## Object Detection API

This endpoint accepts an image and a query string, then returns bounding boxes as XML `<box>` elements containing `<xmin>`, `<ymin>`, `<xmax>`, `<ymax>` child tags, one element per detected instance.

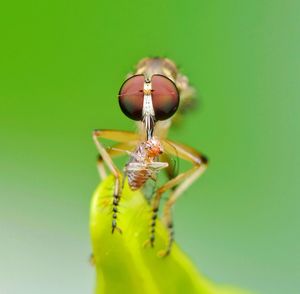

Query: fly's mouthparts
<box><xmin>143</xmin><ymin>114</ymin><xmax>155</xmax><ymax>140</ymax></box>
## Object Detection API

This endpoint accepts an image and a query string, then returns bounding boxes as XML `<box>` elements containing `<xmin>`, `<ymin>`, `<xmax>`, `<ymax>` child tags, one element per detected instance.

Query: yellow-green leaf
<box><xmin>90</xmin><ymin>175</ymin><xmax>253</xmax><ymax>294</ymax></box>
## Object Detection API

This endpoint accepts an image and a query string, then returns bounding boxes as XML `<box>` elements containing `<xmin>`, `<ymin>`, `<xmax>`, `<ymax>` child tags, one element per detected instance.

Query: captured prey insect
<box><xmin>93</xmin><ymin>57</ymin><xmax>208</xmax><ymax>255</ymax></box>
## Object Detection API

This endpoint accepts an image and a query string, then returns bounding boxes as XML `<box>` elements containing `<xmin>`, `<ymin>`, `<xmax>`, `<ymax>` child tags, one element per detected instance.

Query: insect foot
<box><xmin>157</xmin><ymin>222</ymin><xmax>174</xmax><ymax>257</ymax></box>
<box><xmin>111</xmin><ymin>218</ymin><xmax>122</xmax><ymax>234</ymax></box>
<box><xmin>157</xmin><ymin>249</ymin><xmax>171</xmax><ymax>258</ymax></box>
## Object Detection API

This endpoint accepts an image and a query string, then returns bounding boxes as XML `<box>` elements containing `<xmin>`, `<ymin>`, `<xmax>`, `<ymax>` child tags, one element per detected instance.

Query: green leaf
<box><xmin>90</xmin><ymin>175</ymin><xmax>253</xmax><ymax>294</ymax></box>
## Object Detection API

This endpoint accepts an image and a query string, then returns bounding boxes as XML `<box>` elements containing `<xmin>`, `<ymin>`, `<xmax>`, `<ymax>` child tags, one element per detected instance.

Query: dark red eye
<box><xmin>151</xmin><ymin>74</ymin><xmax>179</xmax><ymax>121</ymax></box>
<box><xmin>118</xmin><ymin>75</ymin><xmax>144</xmax><ymax>120</ymax></box>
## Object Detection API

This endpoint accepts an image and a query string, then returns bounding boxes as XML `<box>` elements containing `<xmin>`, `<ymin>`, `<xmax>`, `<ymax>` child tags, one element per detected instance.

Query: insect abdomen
<box><xmin>127</xmin><ymin>169</ymin><xmax>151</xmax><ymax>190</ymax></box>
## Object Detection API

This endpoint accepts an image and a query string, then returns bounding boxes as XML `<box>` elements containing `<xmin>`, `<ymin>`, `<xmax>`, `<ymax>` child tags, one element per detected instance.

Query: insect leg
<box><xmin>97</xmin><ymin>141</ymin><xmax>137</xmax><ymax>179</ymax></box>
<box><xmin>93</xmin><ymin>129</ymin><xmax>139</xmax><ymax>233</ymax></box>
<box><xmin>150</xmin><ymin>139</ymin><xmax>208</xmax><ymax>255</ymax></box>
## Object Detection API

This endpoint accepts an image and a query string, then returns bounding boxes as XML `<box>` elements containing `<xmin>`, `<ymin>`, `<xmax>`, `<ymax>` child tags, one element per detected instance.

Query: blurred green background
<box><xmin>0</xmin><ymin>0</ymin><xmax>299</xmax><ymax>293</ymax></box>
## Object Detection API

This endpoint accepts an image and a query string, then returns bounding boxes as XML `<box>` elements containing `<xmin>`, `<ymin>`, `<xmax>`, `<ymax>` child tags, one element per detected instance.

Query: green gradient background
<box><xmin>0</xmin><ymin>1</ymin><xmax>299</xmax><ymax>293</ymax></box>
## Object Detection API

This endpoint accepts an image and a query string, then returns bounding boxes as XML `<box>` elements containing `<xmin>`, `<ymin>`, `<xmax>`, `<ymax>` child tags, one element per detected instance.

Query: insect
<box><xmin>93</xmin><ymin>57</ymin><xmax>208</xmax><ymax>255</ymax></box>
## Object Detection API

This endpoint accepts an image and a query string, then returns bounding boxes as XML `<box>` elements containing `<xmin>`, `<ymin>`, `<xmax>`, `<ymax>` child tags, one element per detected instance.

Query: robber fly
<box><xmin>93</xmin><ymin>57</ymin><xmax>208</xmax><ymax>255</ymax></box>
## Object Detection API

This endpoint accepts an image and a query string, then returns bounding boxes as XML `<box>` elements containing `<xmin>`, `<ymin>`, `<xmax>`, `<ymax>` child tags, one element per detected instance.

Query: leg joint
<box><xmin>93</xmin><ymin>129</ymin><xmax>102</xmax><ymax>137</ymax></box>
<box><xmin>198</xmin><ymin>154</ymin><xmax>208</xmax><ymax>165</ymax></box>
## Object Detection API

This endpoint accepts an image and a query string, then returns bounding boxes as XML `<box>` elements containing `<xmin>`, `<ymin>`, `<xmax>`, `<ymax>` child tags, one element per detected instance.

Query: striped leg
<box><xmin>93</xmin><ymin>129</ymin><xmax>139</xmax><ymax>233</ymax></box>
<box><xmin>148</xmin><ymin>139</ymin><xmax>208</xmax><ymax>255</ymax></box>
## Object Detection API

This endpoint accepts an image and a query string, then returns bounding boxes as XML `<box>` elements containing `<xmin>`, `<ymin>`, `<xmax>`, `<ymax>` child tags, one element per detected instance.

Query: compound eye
<box><xmin>151</xmin><ymin>74</ymin><xmax>179</xmax><ymax>121</ymax></box>
<box><xmin>118</xmin><ymin>75</ymin><xmax>144</xmax><ymax>121</ymax></box>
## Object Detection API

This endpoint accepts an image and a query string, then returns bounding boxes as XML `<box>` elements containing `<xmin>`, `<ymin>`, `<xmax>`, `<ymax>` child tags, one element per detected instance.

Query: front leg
<box><xmin>97</xmin><ymin>140</ymin><xmax>139</xmax><ymax>179</ymax></box>
<box><xmin>93</xmin><ymin>130</ymin><xmax>138</xmax><ymax>233</ymax></box>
